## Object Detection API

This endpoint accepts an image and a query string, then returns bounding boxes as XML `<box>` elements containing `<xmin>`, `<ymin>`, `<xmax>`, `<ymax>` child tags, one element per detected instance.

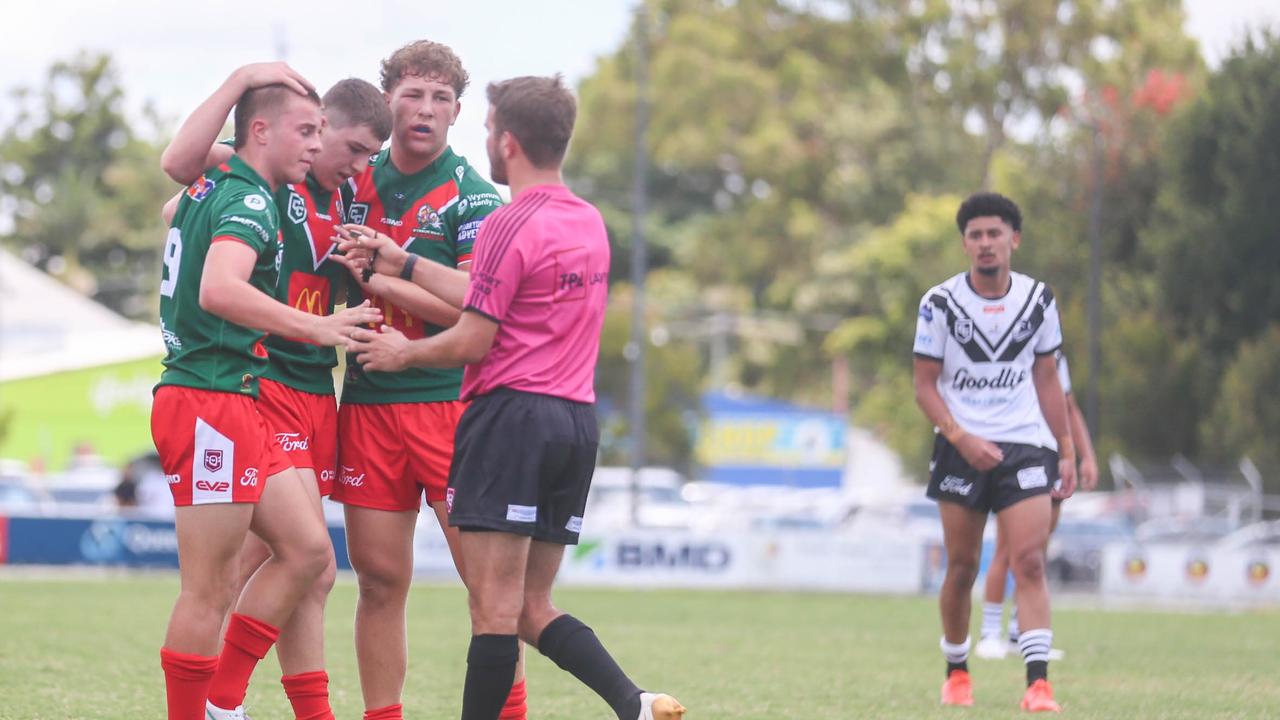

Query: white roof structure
<box><xmin>0</xmin><ymin>249</ymin><xmax>162</xmax><ymax>382</ymax></box>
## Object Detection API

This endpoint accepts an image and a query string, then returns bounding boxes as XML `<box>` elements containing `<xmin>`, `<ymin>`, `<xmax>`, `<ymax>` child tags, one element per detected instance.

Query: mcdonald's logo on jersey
<box><xmin>283</xmin><ymin>272</ymin><xmax>332</xmax><ymax>343</ymax></box>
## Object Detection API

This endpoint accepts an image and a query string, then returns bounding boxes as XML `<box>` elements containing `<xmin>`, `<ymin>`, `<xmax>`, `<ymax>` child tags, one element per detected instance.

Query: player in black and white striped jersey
<box><xmin>913</xmin><ymin>192</ymin><xmax>1076</xmax><ymax>712</ymax></box>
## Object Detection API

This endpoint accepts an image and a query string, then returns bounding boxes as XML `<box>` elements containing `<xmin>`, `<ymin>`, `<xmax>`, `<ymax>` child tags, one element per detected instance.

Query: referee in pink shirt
<box><xmin>341</xmin><ymin>75</ymin><xmax>686</xmax><ymax>720</ymax></box>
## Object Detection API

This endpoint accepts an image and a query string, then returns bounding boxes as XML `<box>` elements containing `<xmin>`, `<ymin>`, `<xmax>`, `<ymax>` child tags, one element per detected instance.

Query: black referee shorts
<box><xmin>926</xmin><ymin>435</ymin><xmax>1058</xmax><ymax>514</ymax></box>
<box><xmin>446</xmin><ymin>388</ymin><xmax>598</xmax><ymax>545</ymax></box>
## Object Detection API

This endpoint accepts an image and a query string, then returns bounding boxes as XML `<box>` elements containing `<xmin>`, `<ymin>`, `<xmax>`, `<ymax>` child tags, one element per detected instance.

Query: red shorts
<box><xmin>257</xmin><ymin>378</ymin><xmax>338</xmax><ymax>496</ymax></box>
<box><xmin>151</xmin><ymin>386</ymin><xmax>291</xmax><ymax>507</ymax></box>
<box><xmin>333</xmin><ymin>400</ymin><xmax>467</xmax><ymax>511</ymax></box>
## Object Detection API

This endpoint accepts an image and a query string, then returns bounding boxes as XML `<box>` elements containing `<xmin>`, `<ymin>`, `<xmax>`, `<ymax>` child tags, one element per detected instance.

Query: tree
<box><xmin>1202</xmin><ymin>326</ymin><xmax>1280</xmax><ymax>493</ymax></box>
<box><xmin>0</xmin><ymin>52</ymin><xmax>170</xmax><ymax>318</ymax></box>
<box><xmin>1144</xmin><ymin>32</ymin><xmax>1280</xmax><ymax>359</ymax></box>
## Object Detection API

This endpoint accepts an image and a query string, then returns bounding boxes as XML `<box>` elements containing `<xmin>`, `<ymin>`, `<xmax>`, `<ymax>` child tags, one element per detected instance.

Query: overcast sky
<box><xmin>0</xmin><ymin>0</ymin><xmax>1274</xmax><ymax>181</ymax></box>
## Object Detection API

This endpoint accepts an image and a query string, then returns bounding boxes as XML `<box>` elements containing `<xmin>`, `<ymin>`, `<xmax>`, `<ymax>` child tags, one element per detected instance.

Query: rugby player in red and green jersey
<box><xmin>325</xmin><ymin>41</ymin><xmax>521</xmax><ymax>720</ymax></box>
<box><xmin>151</xmin><ymin>74</ymin><xmax>381</xmax><ymax>720</ymax></box>
<box><xmin>160</xmin><ymin>63</ymin><xmax>392</xmax><ymax>720</ymax></box>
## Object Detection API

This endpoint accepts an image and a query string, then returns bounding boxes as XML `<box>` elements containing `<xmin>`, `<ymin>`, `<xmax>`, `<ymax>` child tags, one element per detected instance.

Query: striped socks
<box><xmin>1017</xmin><ymin>628</ymin><xmax>1052</xmax><ymax>685</ymax></box>
<box><xmin>940</xmin><ymin>635</ymin><xmax>971</xmax><ymax>677</ymax></box>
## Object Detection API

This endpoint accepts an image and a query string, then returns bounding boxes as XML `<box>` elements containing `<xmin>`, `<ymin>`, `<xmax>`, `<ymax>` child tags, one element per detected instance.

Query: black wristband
<box><xmin>400</xmin><ymin>253</ymin><xmax>419</xmax><ymax>281</ymax></box>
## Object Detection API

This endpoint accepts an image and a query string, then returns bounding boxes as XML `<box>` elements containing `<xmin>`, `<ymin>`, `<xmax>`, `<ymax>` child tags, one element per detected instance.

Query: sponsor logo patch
<box><xmin>566</xmin><ymin>516</ymin><xmax>583</xmax><ymax>533</ymax></box>
<box><xmin>244</xmin><ymin>194</ymin><xmax>268</xmax><ymax>211</ymax></box>
<box><xmin>239</xmin><ymin>467</ymin><xmax>259</xmax><ymax>487</ymax></box>
<box><xmin>458</xmin><ymin>219</ymin><xmax>482</xmax><ymax>243</ymax></box>
<box><xmin>919</xmin><ymin>304</ymin><xmax>933</xmax><ymax>322</ymax></box>
<box><xmin>938</xmin><ymin>474</ymin><xmax>973</xmax><ymax>496</ymax></box>
<box><xmin>506</xmin><ymin>504</ymin><xmax>537</xmax><ymax>523</ymax></box>
<box><xmin>339</xmin><ymin>465</ymin><xmax>365</xmax><ymax>488</ymax></box>
<box><xmin>275</xmin><ymin>432</ymin><xmax>310</xmax><ymax>453</ymax></box>
<box><xmin>1016</xmin><ymin>466</ymin><xmax>1049</xmax><ymax>490</ymax></box>
<box><xmin>187</xmin><ymin>175</ymin><xmax>215</xmax><ymax>202</ymax></box>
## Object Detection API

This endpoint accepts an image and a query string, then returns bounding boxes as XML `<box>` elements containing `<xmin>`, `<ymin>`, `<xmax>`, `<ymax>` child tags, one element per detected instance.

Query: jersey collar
<box><xmin>226</xmin><ymin>154</ymin><xmax>274</xmax><ymax>194</ymax></box>
<box><xmin>386</xmin><ymin>145</ymin><xmax>457</xmax><ymax>180</ymax></box>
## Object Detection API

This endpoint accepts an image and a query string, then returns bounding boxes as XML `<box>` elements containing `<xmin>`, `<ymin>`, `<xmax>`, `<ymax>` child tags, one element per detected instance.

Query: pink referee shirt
<box><xmin>461</xmin><ymin>184</ymin><xmax>610</xmax><ymax>403</ymax></box>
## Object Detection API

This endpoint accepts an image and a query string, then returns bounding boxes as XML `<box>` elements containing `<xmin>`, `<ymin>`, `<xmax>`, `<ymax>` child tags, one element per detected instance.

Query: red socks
<box><xmin>363</xmin><ymin>704</ymin><xmax>404</xmax><ymax>720</ymax></box>
<box><xmin>356</xmin><ymin>684</ymin><xmax>525</xmax><ymax>720</ymax></box>
<box><xmin>160</xmin><ymin>647</ymin><xmax>219</xmax><ymax>720</ymax></box>
<box><xmin>207</xmin><ymin>613</ymin><xmax>280</xmax><ymax>711</ymax></box>
<box><xmin>499</xmin><ymin>679</ymin><xmax>528</xmax><ymax>720</ymax></box>
<box><xmin>282</xmin><ymin>670</ymin><xmax>335</xmax><ymax>720</ymax></box>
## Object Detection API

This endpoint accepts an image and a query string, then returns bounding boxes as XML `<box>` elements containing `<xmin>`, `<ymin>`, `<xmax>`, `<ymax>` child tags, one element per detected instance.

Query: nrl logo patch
<box><xmin>287</xmin><ymin>192</ymin><xmax>307</xmax><ymax>224</ymax></box>
<box><xmin>954</xmin><ymin>318</ymin><xmax>974</xmax><ymax>344</ymax></box>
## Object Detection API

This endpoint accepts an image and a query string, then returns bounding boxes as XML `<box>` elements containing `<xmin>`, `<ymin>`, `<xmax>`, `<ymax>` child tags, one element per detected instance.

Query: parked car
<box><xmin>580</xmin><ymin>467</ymin><xmax>694</xmax><ymax>531</ymax></box>
<box><xmin>1133</xmin><ymin>516</ymin><xmax>1236</xmax><ymax>546</ymax></box>
<box><xmin>1212</xmin><ymin>520</ymin><xmax>1280</xmax><ymax>551</ymax></box>
<box><xmin>1046</xmin><ymin>518</ymin><xmax>1134</xmax><ymax>587</ymax></box>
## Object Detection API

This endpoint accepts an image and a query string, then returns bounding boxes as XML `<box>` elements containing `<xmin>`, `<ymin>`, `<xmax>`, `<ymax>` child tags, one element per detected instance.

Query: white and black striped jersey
<box><xmin>914</xmin><ymin>272</ymin><xmax>1063</xmax><ymax>449</ymax></box>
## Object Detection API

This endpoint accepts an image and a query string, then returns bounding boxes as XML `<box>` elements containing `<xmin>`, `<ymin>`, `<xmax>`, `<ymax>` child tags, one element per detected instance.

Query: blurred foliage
<box><xmin>0</xmin><ymin>52</ymin><xmax>170</xmax><ymax>319</ymax></box>
<box><xmin>3</xmin><ymin>8</ymin><xmax>1276</xmax><ymax>480</ymax></box>
<box><xmin>568</xmin><ymin>0</ymin><xmax>1274</xmax><ymax>478</ymax></box>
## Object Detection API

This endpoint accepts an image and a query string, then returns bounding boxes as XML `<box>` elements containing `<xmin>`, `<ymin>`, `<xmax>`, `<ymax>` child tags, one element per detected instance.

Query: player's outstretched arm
<box><xmin>347</xmin><ymin>311</ymin><xmax>498</xmax><ymax>373</ymax></box>
<box><xmin>1065</xmin><ymin>393</ymin><xmax>1098</xmax><ymax>491</ymax></box>
<box><xmin>200</xmin><ymin>240</ymin><xmax>382</xmax><ymax>345</ymax></box>
<box><xmin>160</xmin><ymin>63</ymin><xmax>314</xmax><ymax>185</ymax></box>
<box><xmin>914</xmin><ymin>357</ymin><xmax>1004</xmax><ymax>471</ymax></box>
<box><xmin>1032</xmin><ymin>353</ymin><xmax>1077</xmax><ymax>498</ymax></box>
<box><xmin>330</xmin><ymin>251</ymin><xmax>462</xmax><ymax>327</ymax></box>
<box><xmin>335</xmin><ymin>225</ymin><xmax>470</xmax><ymax>309</ymax></box>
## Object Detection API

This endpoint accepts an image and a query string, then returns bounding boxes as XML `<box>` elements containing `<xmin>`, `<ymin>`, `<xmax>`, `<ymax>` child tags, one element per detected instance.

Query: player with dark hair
<box><xmin>152</xmin><ymin>71</ymin><xmax>380</xmax><ymax>720</ymax></box>
<box><xmin>341</xmin><ymin>73</ymin><xmax>686</xmax><ymax>720</ymax></box>
<box><xmin>913</xmin><ymin>191</ymin><xmax>1076</xmax><ymax>712</ymax></box>
<box><xmin>161</xmin><ymin>63</ymin><xmax>393</xmax><ymax>720</ymax></box>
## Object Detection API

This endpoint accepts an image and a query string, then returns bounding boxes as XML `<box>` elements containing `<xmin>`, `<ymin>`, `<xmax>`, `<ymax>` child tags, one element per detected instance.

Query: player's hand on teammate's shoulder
<box><xmin>954</xmin><ymin>433</ymin><xmax>1004</xmax><ymax>472</ymax></box>
<box><xmin>346</xmin><ymin>325</ymin><xmax>411</xmax><ymax>373</ymax></box>
<box><xmin>306</xmin><ymin>300</ymin><xmax>382</xmax><ymax>347</ymax></box>
<box><xmin>230</xmin><ymin>62</ymin><xmax>315</xmax><ymax>97</ymax></box>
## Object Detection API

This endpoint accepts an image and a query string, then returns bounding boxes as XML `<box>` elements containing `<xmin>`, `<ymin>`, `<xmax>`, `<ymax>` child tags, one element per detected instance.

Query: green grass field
<box><xmin>0</xmin><ymin>572</ymin><xmax>1277</xmax><ymax>719</ymax></box>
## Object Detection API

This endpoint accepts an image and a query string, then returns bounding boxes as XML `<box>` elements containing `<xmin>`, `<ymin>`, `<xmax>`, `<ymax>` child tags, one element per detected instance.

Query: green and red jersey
<box><xmin>342</xmin><ymin>146</ymin><xmax>503</xmax><ymax>404</ymax></box>
<box><xmin>261</xmin><ymin>174</ymin><xmax>352</xmax><ymax>395</ymax></box>
<box><xmin>157</xmin><ymin>155</ymin><xmax>282</xmax><ymax>397</ymax></box>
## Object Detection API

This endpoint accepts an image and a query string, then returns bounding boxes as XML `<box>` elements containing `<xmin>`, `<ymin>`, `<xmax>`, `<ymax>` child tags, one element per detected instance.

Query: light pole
<box><xmin>627</xmin><ymin>5</ymin><xmax>650</xmax><ymax>526</ymax></box>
